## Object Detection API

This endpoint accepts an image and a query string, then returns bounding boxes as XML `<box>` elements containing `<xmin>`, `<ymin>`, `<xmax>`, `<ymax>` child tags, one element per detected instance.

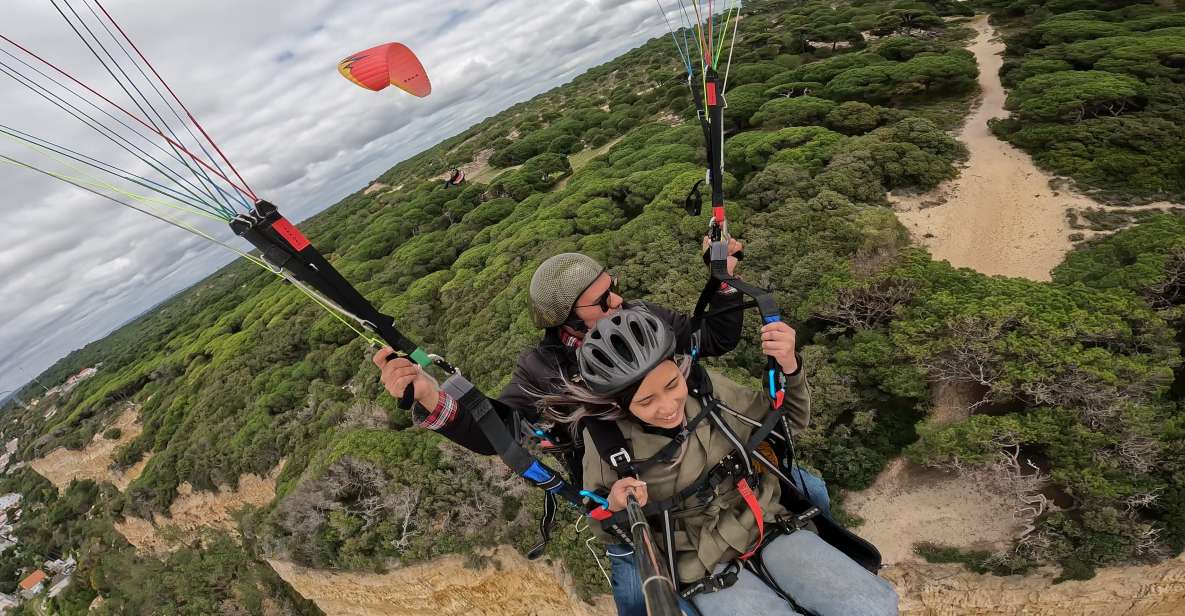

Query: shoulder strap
<box><xmin>583</xmin><ymin>419</ymin><xmax>639</xmax><ymax>479</ymax></box>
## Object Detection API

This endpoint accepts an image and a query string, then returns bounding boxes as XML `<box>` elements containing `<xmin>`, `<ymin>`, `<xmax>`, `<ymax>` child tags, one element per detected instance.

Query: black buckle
<box><xmin>695</xmin><ymin>454</ymin><xmax>740</xmax><ymax>503</ymax></box>
<box><xmin>679</xmin><ymin>562</ymin><xmax>739</xmax><ymax>599</ymax></box>
<box><xmin>776</xmin><ymin>507</ymin><xmax>821</xmax><ymax>534</ymax></box>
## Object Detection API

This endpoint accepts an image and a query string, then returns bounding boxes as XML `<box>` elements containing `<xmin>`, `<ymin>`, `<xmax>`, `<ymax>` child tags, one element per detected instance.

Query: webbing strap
<box><xmin>232</xmin><ymin>201</ymin><xmax>429</xmax><ymax>408</ymax></box>
<box><xmin>526</xmin><ymin>492</ymin><xmax>557</xmax><ymax>560</ymax></box>
<box><xmin>736</xmin><ymin>478</ymin><xmax>764</xmax><ymax>561</ymax></box>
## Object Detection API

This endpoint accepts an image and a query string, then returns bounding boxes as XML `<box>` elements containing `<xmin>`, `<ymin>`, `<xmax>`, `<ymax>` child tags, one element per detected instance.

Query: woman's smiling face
<box><xmin>627</xmin><ymin>360</ymin><xmax>687</xmax><ymax>429</ymax></box>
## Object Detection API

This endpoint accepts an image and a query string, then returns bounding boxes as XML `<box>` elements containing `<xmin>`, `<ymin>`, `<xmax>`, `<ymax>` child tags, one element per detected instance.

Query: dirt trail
<box><xmin>269</xmin><ymin>546</ymin><xmax>615</xmax><ymax>616</ymax></box>
<box><xmin>29</xmin><ymin>405</ymin><xmax>151</xmax><ymax>491</ymax></box>
<box><xmin>363</xmin><ymin>182</ymin><xmax>389</xmax><ymax>195</ymax></box>
<box><xmin>114</xmin><ymin>461</ymin><xmax>283</xmax><ymax>554</ymax></box>
<box><xmin>443</xmin><ymin>148</ymin><xmax>499</xmax><ymax>184</ymax></box>
<box><xmin>892</xmin><ymin>15</ymin><xmax>1085</xmax><ymax>281</ymax></box>
<box><xmin>846</xmin><ymin>457</ymin><xmax>1021</xmax><ymax>565</ymax></box>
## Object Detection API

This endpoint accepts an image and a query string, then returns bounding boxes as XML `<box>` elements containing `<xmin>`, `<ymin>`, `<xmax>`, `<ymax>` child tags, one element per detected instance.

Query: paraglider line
<box><xmin>1</xmin><ymin>151</ymin><xmax>379</xmax><ymax>345</ymax></box>
<box><xmin>701</xmin><ymin>0</ymin><xmax>710</xmax><ymax>60</ymax></box>
<box><xmin>91</xmin><ymin>0</ymin><xmax>258</xmax><ymax>203</ymax></box>
<box><xmin>0</xmin><ymin>153</ymin><xmax>242</xmax><ymax>244</ymax></box>
<box><xmin>0</xmin><ymin>124</ymin><xmax>221</xmax><ymax>216</ymax></box>
<box><xmin>721</xmin><ymin>9</ymin><xmax>741</xmax><ymax>93</ymax></box>
<box><xmin>0</xmin><ymin>33</ymin><xmax>259</xmax><ymax>203</ymax></box>
<box><xmin>50</xmin><ymin>0</ymin><xmax>240</xmax><ymax>215</ymax></box>
<box><xmin>712</xmin><ymin>2</ymin><xmax>735</xmax><ymax>70</ymax></box>
<box><xmin>0</xmin><ymin>57</ymin><xmax>231</xmax><ymax>216</ymax></box>
<box><xmin>80</xmin><ymin>0</ymin><xmax>251</xmax><ymax>211</ymax></box>
<box><xmin>655</xmin><ymin>0</ymin><xmax>692</xmax><ymax>75</ymax></box>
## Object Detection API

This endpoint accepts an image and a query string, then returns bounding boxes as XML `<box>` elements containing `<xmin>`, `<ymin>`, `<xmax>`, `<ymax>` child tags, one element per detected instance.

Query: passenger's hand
<box><xmin>607</xmin><ymin>478</ymin><xmax>648</xmax><ymax>512</ymax></box>
<box><xmin>372</xmin><ymin>347</ymin><xmax>440</xmax><ymax>410</ymax></box>
<box><xmin>760</xmin><ymin>321</ymin><xmax>798</xmax><ymax>374</ymax></box>
<box><xmin>701</xmin><ymin>236</ymin><xmax>743</xmax><ymax>276</ymax></box>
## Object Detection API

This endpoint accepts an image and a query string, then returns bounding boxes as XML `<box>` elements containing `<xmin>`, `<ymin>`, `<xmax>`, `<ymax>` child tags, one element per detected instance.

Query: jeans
<box><xmin>789</xmin><ymin>465</ymin><xmax>831</xmax><ymax>518</ymax></box>
<box><xmin>607</xmin><ymin>466</ymin><xmax>832</xmax><ymax>616</ymax></box>
<box><xmin>608</xmin><ymin>544</ymin><xmax>697</xmax><ymax>616</ymax></box>
<box><xmin>691</xmin><ymin>531</ymin><xmax>898</xmax><ymax>616</ymax></box>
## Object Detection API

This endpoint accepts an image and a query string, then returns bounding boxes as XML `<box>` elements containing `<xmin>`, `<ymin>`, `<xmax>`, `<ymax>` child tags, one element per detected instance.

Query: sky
<box><xmin>0</xmin><ymin>0</ymin><xmax>683</xmax><ymax>398</ymax></box>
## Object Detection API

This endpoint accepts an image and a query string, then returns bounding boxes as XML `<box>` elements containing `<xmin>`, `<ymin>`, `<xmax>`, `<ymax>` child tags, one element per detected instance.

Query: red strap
<box><xmin>589</xmin><ymin>506</ymin><xmax>613</xmax><ymax>521</ymax></box>
<box><xmin>736</xmin><ymin>478</ymin><xmax>764</xmax><ymax>561</ymax></box>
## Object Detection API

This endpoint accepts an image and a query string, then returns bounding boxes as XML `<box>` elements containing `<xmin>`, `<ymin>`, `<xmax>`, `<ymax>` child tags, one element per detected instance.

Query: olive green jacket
<box><xmin>581</xmin><ymin>364</ymin><xmax>810</xmax><ymax>583</ymax></box>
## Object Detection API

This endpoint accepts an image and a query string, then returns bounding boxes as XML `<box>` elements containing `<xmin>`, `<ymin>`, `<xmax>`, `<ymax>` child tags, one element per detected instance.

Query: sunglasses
<box><xmin>575</xmin><ymin>274</ymin><xmax>619</xmax><ymax>312</ymax></box>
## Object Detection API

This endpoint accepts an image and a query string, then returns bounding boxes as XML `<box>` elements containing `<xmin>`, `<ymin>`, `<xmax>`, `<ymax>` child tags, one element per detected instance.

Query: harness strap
<box><xmin>600</xmin><ymin>450</ymin><xmax>746</xmax><ymax>527</ymax></box>
<box><xmin>736</xmin><ymin>478</ymin><xmax>764</xmax><ymax>561</ymax></box>
<box><xmin>526</xmin><ymin>491</ymin><xmax>558</xmax><ymax>560</ymax></box>
<box><xmin>443</xmin><ymin>373</ymin><xmax>633</xmax><ymax>546</ymax></box>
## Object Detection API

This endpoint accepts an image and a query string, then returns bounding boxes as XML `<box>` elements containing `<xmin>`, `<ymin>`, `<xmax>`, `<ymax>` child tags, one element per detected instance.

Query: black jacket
<box><xmin>433</xmin><ymin>293</ymin><xmax>745</xmax><ymax>455</ymax></box>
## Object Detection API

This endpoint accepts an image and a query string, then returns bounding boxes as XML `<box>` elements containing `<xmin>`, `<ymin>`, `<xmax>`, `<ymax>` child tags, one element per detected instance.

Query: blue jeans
<box><xmin>608</xmin><ymin>544</ymin><xmax>697</xmax><ymax>616</ymax></box>
<box><xmin>607</xmin><ymin>466</ymin><xmax>832</xmax><ymax>616</ymax></box>
<box><xmin>788</xmin><ymin>465</ymin><xmax>831</xmax><ymax>518</ymax></box>
<box><xmin>691</xmin><ymin>531</ymin><xmax>898</xmax><ymax>615</ymax></box>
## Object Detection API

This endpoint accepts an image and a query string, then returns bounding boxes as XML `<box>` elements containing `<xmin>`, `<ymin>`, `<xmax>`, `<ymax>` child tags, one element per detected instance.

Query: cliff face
<box><xmin>886</xmin><ymin>558</ymin><xmax>1185</xmax><ymax>616</ymax></box>
<box><xmin>269</xmin><ymin>546</ymin><xmax>617</xmax><ymax>616</ymax></box>
<box><xmin>268</xmin><ymin>546</ymin><xmax>1185</xmax><ymax>616</ymax></box>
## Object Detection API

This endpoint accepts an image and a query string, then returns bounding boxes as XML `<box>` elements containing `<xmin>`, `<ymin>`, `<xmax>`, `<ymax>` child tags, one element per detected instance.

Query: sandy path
<box><xmin>441</xmin><ymin>148</ymin><xmax>498</xmax><ymax>184</ymax></box>
<box><xmin>845</xmin><ymin>457</ymin><xmax>1021</xmax><ymax>565</ymax></box>
<box><xmin>892</xmin><ymin>15</ymin><xmax>1087</xmax><ymax>281</ymax></box>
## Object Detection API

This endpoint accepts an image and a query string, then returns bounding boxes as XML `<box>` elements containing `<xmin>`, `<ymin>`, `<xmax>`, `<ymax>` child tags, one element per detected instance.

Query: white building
<box><xmin>43</xmin><ymin>557</ymin><xmax>76</xmax><ymax>575</ymax></box>
<box><xmin>47</xmin><ymin>574</ymin><xmax>71</xmax><ymax>598</ymax></box>
<box><xmin>0</xmin><ymin>592</ymin><xmax>19</xmax><ymax>611</ymax></box>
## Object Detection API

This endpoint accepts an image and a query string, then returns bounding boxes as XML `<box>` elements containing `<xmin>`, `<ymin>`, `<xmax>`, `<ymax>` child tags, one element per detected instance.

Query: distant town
<box><xmin>0</xmin><ymin>365</ymin><xmax>98</xmax><ymax>614</ymax></box>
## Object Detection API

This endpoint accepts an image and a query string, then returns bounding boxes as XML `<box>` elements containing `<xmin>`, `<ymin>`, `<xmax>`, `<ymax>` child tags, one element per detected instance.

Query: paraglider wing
<box><xmin>338</xmin><ymin>42</ymin><xmax>431</xmax><ymax>97</ymax></box>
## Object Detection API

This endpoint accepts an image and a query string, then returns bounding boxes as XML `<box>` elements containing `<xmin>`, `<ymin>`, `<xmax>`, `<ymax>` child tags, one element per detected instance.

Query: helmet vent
<box><xmin>591</xmin><ymin>347</ymin><xmax>612</xmax><ymax>368</ymax></box>
<box><xmin>610</xmin><ymin>334</ymin><xmax>634</xmax><ymax>363</ymax></box>
<box><xmin>629</xmin><ymin>320</ymin><xmax>645</xmax><ymax>343</ymax></box>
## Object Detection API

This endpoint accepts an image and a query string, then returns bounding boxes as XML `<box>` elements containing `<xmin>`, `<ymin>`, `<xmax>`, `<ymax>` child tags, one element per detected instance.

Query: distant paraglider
<box><xmin>443</xmin><ymin>167</ymin><xmax>464</xmax><ymax>188</ymax></box>
<box><xmin>337</xmin><ymin>42</ymin><xmax>431</xmax><ymax>97</ymax></box>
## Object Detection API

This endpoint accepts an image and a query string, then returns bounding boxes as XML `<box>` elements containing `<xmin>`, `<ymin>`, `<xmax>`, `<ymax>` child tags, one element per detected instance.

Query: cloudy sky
<box><xmin>0</xmin><ymin>0</ymin><xmax>681</xmax><ymax>398</ymax></box>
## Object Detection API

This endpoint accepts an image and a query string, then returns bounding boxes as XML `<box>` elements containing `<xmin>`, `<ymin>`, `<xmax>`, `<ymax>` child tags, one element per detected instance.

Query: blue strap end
<box><xmin>523</xmin><ymin>461</ymin><xmax>552</xmax><ymax>484</ymax></box>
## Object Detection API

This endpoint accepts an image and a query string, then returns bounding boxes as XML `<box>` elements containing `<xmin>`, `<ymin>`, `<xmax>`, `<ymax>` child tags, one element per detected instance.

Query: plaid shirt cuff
<box><xmin>417</xmin><ymin>391</ymin><xmax>458</xmax><ymax>431</ymax></box>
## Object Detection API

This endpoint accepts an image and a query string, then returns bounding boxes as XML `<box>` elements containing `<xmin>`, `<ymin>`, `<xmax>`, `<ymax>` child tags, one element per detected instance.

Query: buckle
<box><xmin>608</xmin><ymin>449</ymin><xmax>632</xmax><ymax>469</ymax></box>
<box><xmin>776</xmin><ymin>507</ymin><xmax>821</xmax><ymax>533</ymax></box>
<box><xmin>679</xmin><ymin>563</ymin><xmax>739</xmax><ymax>599</ymax></box>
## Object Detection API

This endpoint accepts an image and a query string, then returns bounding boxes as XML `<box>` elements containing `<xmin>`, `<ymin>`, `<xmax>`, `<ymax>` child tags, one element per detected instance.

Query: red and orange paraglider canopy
<box><xmin>337</xmin><ymin>42</ymin><xmax>431</xmax><ymax>97</ymax></box>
